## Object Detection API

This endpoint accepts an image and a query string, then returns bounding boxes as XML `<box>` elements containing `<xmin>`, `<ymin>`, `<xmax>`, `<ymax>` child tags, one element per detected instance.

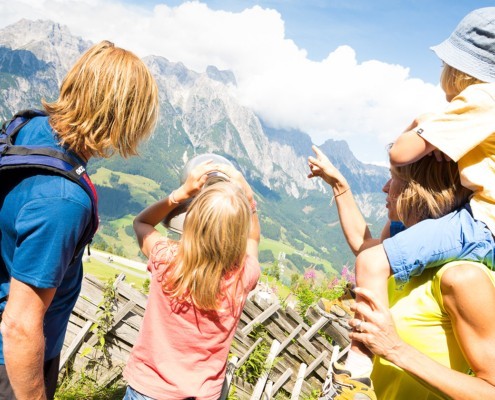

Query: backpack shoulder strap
<box><xmin>0</xmin><ymin>109</ymin><xmax>47</xmax><ymax>145</ymax></box>
<box><xmin>0</xmin><ymin>110</ymin><xmax>99</xmax><ymax>257</ymax></box>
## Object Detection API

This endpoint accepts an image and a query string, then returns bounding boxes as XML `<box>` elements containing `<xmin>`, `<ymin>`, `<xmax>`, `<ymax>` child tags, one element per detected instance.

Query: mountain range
<box><xmin>0</xmin><ymin>19</ymin><xmax>390</xmax><ymax>278</ymax></box>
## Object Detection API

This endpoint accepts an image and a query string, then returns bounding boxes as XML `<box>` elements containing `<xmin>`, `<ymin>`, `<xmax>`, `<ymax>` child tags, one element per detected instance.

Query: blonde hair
<box><xmin>163</xmin><ymin>181</ymin><xmax>251</xmax><ymax>311</ymax></box>
<box><xmin>43</xmin><ymin>40</ymin><xmax>159</xmax><ymax>158</ymax></box>
<box><xmin>392</xmin><ymin>157</ymin><xmax>472</xmax><ymax>227</ymax></box>
<box><xmin>440</xmin><ymin>63</ymin><xmax>484</xmax><ymax>97</ymax></box>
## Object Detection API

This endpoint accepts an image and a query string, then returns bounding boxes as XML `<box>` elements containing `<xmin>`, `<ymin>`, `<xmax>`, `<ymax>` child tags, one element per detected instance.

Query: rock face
<box><xmin>0</xmin><ymin>19</ymin><xmax>91</xmax><ymax>121</ymax></box>
<box><xmin>0</xmin><ymin>19</ymin><xmax>91</xmax><ymax>78</ymax></box>
<box><xmin>145</xmin><ymin>54</ymin><xmax>389</xmax><ymax>198</ymax></box>
<box><xmin>0</xmin><ymin>19</ymin><xmax>389</xmax><ymax>266</ymax></box>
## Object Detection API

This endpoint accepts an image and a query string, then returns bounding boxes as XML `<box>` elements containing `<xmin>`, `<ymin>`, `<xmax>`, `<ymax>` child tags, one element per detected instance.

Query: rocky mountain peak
<box><xmin>206</xmin><ymin>65</ymin><xmax>237</xmax><ymax>86</ymax></box>
<box><xmin>145</xmin><ymin>55</ymin><xmax>199</xmax><ymax>86</ymax></box>
<box><xmin>0</xmin><ymin>19</ymin><xmax>91</xmax><ymax>81</ymax></box>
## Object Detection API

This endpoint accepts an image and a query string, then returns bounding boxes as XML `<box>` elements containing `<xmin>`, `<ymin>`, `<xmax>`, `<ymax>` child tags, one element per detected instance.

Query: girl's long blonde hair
<box><xmin>392</xmin><ymin>157</ymin><xmax>472</xmax><ymax>227</ymax></box>
<box><xmin>43</xmin><ymin>40</ymin><xmax>159</xmax><ymax>158</ymax></box>
<box><xmin>163</xmin><ymin>181</ymin><xmax>251</xmax><ymax>311</ymax></box>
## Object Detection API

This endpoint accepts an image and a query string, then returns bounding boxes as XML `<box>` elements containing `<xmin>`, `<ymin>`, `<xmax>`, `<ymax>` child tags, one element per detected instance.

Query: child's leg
<box><xmin>345</xmin><ymin>244</ymin><xmax>391</xmax><ymax>377</ymax></box>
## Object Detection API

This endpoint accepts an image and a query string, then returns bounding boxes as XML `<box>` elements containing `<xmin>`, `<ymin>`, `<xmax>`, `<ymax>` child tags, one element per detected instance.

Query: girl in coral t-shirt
<box><xmin>123</xmin><ymin>162</ymin><xmax>260</xmax><ymax>400</ymax></box>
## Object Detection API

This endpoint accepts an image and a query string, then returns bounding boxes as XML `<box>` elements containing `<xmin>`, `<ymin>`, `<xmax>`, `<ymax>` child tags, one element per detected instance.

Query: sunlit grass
<box><xmin>83</xmin><ymin>258</ymin><xmax>148</xmax><ymax>288</ymax></box>
<box><xmin>260</xmin><ymin>237</ymin><xmax>337</xmax><ymax>275</ymax></box>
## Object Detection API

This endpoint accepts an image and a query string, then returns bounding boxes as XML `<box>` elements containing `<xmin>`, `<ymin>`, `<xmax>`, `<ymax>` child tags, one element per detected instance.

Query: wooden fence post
<box><xmin>290</xmin><ymin>363</ymin><xmax>307</xmax><ymax>400</ymax></box>
<box><xmin>250</xmin><ymin>340</ymin><xmax>280</xmax><ymax>400</ymax></box>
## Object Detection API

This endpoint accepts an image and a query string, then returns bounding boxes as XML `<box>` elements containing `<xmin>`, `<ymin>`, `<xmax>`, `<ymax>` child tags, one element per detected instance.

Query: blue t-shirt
<box><xmin>0</xmin><ymin>116</ymin><xmax>92</xmax><ymax>362</ymax></box>
<box><xmin>390</xmin><ymin>220</ymin><xmax>406</xmax><ymax>237</ymax></box>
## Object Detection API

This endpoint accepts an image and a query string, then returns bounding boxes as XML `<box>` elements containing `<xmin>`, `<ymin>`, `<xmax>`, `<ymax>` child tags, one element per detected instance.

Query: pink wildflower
<box><xmin>304</xmin><ymin>268</ymin><xmax>317</xmax><ymax>281</ymax></box>
<box><xmin>341</xmin><ymin>265</ymin><xmax>356</xmax><ymax>284</ymax></box>
<box><xmin>330</xmin><ymin>276</ymin><xmax>339</xmax><ymax>288</ymax></box>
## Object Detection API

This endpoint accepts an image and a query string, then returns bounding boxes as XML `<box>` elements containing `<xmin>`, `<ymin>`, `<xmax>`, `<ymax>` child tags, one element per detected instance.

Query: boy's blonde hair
<box><xmin>164</xmin><ymin>181</ymin><xmax>251</xmax><ymax>311</ymax></box>
<box><xmin>392</xmin><ymin>157</ymin><xmax>472</xmax><ymax>227</ymax></box>
<box><xmin>440</xmin><ymin>63</ymin><xmax>484</xmax><ymax>97</ymax></box>
<box><xmin>43</xmin><ymin>40</ymin><xmax>159</xmax><ymax>158</ymax></box>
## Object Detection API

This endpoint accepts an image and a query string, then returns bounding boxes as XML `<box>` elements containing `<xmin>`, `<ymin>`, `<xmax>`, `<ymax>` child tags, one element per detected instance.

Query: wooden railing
<box><xmin>60</xmin><ymin>274</ymin><xmax>352</xmax><ymax>399</ymax></box>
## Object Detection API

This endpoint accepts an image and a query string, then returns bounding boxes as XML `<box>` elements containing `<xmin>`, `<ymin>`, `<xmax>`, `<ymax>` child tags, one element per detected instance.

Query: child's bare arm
<box><xmin>389</xmin><ymin>115</ymin><xmax>438</xmax><ymax>166</ymax></box>
<box><xmin>134</xmin><ymin>161</ymin><xmax>217</xmax><ymax>257</ymax></box>
<box><xmin>389</xmin><ymin>131</ymin><xmax>437</xmax><ymax>166</ymax></box>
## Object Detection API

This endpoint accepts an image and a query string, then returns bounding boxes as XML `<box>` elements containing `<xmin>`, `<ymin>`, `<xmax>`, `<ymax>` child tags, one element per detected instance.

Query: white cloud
<box><xmin>0</xmin><ymin>0</ymin><xmax>446</xmax><ymax>163</ymax></box>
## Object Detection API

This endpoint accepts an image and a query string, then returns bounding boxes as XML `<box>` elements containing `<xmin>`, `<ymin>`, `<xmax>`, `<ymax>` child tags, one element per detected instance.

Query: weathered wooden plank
<box><xmin>253</xmin><ymin>314</ymin><xmax>294</xmax><ymax>344</ymax></box>
<box><xmin>85</xmin><ymin>300</ymin><xmax>136</xmax><ymax>348</ymax></box>
<box><xmin>295</xmin><ymin>333</ymin><xmax>324</xmax><ymax>360</ymax></box>
<box><xmin>231</xmin><ymin>376</ymin><xmax>255</xmax><ymax>400</ymax></box>
<box><xmin>250</xmin><ymin>340</ymin><xmax>280</xmax><ymax>400</ymax></box>
<box><xmin>236</xmin><ymin>337</ymin><xmax>264</xmax><ymax>368</ymax></box>
<box><xmin>276</xmin><ymin>325</ymin><xmax>303</xmax><ymax>356</ymax></box>
<box><xmin>290</xmin><ymin>363</ymin><xmax>307</xmax><ymax>400</ymax></box>
<box><xmin>313</xmin><ymin>335</ymin><xmax>334</xmax><ymax>353</ymax></box>
<box><xmin>284</xmin><ymin>307</ymin><xmax>310</xmax><ymax>332</ymax></box>
<box><xmin>221</xmin><ymin>355</ymin><xmax>238</xmax><ymax>400</ymax></box>
<box><xmin>230</xmin><ymin>335</ymin><xmax>251</xmax><ymax>358</ymax></box>
<box><xmin>113</xmin><ymin>272</ymin><xmax>126</xmax><ymax>288</ymax></box>
<box><xmin>324</xmin><ymin>322</ymin><xmax>351</xmax><ymax>348</ymax></box>
<box><xmin>243</xmin><ymin>298</ymin><xmax>264</xmax><ymax>313</ymax></box>
<box><xmin>303</xmin><ymin>317</ymin><xmax>329</xmax><ymax>340</ymax></box>
<box><xmin>271</xmin><ymin>368</ymin><xmax>293</xmax><ymax>395</ymax></box>
<box><xmin>241</xmin><ymin>303</ymin><xmax>280</xmax><ymax>336</ymax></box>
<box><xmin>270</xmin><ymin>309</ymin><xmax>299</xmax><ymax>333</ymax></box>
<box><xmin>306</xmin><ymin>306</ymin><xmax>351</xmax><ymax>348</ymax></box>
<box><xmin>59</xmin><ymin>320</ymin><xmax>93</xmax><ymax>372</ymax></box>
<box><xmin>281</xmin><ymin>342</ymin><xmax>323</xmax><ymax>378</ymax></box>
<box><xmin>109</xmin><ymin>321</ymin><xmax>141</xmax><ymax>347</ymax></box>
<box><xmin>114</xmin><ymin>283</ymin><xmax>148</xmax><ymax>309</ymax></box>
<box><xmin>304</xmin><ymin>351</ymin><xmax>328</xmax><ymax>378</ymax></box>
<box><xmin>263</xmin><ymin>380</ymin><xmax>273</xmax><ymax>400</ymax></box>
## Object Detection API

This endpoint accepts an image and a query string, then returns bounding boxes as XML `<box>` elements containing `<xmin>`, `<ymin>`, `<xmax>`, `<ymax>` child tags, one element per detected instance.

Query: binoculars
<box><xmin>162</xmin><ymin>153</ymin><xmax>234</xmax><ymax>234</ymax></box>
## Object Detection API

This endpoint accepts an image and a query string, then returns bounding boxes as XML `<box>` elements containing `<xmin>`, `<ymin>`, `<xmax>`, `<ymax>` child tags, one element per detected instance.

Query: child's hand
<box><xmin>308</xmin><ymin>145</ymin><xmax>347</xmax><ymax>188</ymax></box>
<box><xmin>213</xmin><ymin>164</ymin><xmax>254</xmax><ymax>201</ymax></box>
<box><xmin>176</xmin><ymin>161</ymin><xmax>218</xmax><ymax>201</ymax></box>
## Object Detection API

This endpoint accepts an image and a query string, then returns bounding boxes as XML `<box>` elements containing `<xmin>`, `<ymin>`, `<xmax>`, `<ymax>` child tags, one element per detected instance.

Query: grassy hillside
<box><xmin>89</xmin><ymin>167</ymin><xmax>350</xmax><ymax>280</ymax></box>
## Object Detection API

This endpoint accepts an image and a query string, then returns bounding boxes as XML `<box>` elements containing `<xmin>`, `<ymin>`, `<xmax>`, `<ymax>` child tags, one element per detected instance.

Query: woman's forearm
<box><xmin>333</xmin><ymin>187</ymin><xmax>374</xmax><ymax>255</ymax></box>
<box><xmin>352</xmin><ymin>281</ymin><xmax>495</xmax><ymax>400</ymax></box>
<box><xmin>307</xmin><ymin>146</ymin><xmax>375</xmax><ymax>254</ymax></box>
<box><xmin>389</xmin><ymin>341</ymin><xmax>495</xmax><ymax>400</ymax></box>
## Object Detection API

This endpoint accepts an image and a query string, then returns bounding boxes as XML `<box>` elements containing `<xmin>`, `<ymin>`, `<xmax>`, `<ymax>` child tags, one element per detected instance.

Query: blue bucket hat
<box><xmin>431</xmin><ymin>7</ymin><xmax>495</xmax><ymax>82</ymax></box>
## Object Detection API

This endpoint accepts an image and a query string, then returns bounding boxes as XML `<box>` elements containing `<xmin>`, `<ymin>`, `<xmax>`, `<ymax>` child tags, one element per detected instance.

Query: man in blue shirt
<box><xmin>0</xmin><ymin>41</ymin><xmax>159</xmax><ymax>400</ymax></box>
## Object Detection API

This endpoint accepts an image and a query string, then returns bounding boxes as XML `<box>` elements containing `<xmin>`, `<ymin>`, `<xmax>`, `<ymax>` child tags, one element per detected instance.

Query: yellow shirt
<box><xmin>372</xmin><ymin>261</ymin><xmax>495</xmax><ymax>399</ymax></box>
<box><xmin>417</xmin><ymin>83</ymin><xmax>495</xmax><ymax>234</ymax></box>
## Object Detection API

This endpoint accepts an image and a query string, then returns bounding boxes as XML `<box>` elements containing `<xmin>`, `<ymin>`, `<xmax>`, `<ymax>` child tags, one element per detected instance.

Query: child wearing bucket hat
<box><xmin>326</xmin><ymin>8</ymin><xmax>495</xmax><ymax>399</ymax></box>
<box><xmin>123</xmin><ymin>161</ymin><xmax>260</xmax><ymax>400</ymax></box>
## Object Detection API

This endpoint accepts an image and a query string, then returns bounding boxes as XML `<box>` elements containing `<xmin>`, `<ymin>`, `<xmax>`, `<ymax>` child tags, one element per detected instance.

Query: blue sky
<box><xmin>122</xmin><ymin>0</ymin><xmax>495</xmax><ymax>84</ymax></box>
<box><xmin>2</xmin><ymin>1</ymin><xmax>494</xmax><ymax>164</ymax></box>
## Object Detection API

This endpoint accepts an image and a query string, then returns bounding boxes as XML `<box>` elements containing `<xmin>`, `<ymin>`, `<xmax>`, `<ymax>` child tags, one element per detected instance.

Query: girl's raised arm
<box><xmin>134</xmin><ymin>161</ymin><xmax>218</xmax><ymax>257</ymax></box>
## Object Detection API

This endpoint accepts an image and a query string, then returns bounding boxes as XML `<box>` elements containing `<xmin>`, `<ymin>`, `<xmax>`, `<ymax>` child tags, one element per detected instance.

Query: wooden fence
<box><xmin>60</xmin><ymin>274</ymin><xmax>352</xmax><ymax>399</ymax></box>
